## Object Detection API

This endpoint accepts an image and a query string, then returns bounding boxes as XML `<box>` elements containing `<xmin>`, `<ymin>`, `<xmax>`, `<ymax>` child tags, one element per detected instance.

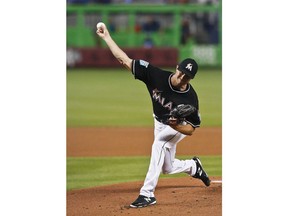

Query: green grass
<box><xmin>67</xmin><ymin>155</ymin><xmax>222</xmax><ymax>190</ymax></box>
<box><xmin>67</xmin><ymin>68</ymin><xmax>222</xmax><ymax>127</ymax></box>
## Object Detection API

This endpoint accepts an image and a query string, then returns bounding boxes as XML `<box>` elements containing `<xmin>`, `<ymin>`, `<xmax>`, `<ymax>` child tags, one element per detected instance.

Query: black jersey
<box><xmin>132</xmin><ymin>59</ymin><xmax>201</xmax><ymax>128</ymax></box>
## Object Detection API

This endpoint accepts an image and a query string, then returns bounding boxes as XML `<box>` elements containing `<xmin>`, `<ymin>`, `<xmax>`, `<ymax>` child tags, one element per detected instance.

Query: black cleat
<box><xmin>130</xmin><ymin>195</ymin><xmax>157</xmax><ymax>208</ymax></box>
<box><xmin>192</xmin><ymin>156</ymin><xmax>211</xmax><ymax>186</ymax></box>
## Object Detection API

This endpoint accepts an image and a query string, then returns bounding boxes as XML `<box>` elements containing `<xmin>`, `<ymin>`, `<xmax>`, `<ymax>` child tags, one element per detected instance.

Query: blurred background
<box><xmin>66</xmin><ymin>0</ymin><xmax>222</xmax><ymax>68</ymax></box>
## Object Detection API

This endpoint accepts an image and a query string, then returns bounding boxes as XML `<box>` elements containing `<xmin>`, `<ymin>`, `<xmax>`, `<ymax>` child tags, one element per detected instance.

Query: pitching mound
<box><xmin>67</xmin><ymin>177</ymin><xmax>222</xmax><ymax>216</ymax></box>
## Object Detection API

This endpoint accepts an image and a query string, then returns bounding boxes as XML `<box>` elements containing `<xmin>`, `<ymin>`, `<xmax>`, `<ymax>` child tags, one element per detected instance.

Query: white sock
<box><xmin>190</xmin><ymin>159</ymin><xmax>197</xmax><ymax>176</ymax></box>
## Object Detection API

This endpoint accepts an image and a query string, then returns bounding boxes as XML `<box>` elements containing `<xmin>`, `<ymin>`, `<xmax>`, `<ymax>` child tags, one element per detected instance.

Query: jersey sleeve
<box><xmin>131</xmin><ymin>59</ymin><xmax>153</xmax><ymax>84</ymax></box>
<box><xmin>185</xmin><ymin>110</ymin><xmax>201</xmax><ymax>128</ymax></box>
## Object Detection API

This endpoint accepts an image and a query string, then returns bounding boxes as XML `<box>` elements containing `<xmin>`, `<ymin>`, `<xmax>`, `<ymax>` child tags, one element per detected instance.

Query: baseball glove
<box><xmin>169</xmin><ymin>104</ymin><xmax>196</xmax><ymax>120</ymax></box>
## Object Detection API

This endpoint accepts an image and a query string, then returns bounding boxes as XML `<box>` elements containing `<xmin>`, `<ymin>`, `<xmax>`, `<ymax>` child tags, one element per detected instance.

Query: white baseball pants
<box><xmin>139</xmin><ymin>118</ymin><xmax>197</xmax><ymax>198</ymax></box>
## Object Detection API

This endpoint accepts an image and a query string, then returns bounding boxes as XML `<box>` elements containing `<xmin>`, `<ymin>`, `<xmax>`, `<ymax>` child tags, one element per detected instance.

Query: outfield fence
<box><xmin>67</xmin><ymin>3</ymin><xmax>222</xmax><ymax>67</ymax></box>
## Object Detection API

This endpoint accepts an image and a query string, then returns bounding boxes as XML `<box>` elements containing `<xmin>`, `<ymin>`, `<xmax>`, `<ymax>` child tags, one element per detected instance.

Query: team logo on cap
<box><xmin>185</xmin><ymin>63</ymin><xmax>193</xmax><ymax>71</ymax></box>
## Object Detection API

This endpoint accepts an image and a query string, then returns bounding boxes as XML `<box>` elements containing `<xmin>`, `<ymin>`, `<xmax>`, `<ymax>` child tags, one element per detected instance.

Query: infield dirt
<box><xmin>67</xmin><ymin>127</ymin><xmax>222</xmax><ymax>216</ymax></box>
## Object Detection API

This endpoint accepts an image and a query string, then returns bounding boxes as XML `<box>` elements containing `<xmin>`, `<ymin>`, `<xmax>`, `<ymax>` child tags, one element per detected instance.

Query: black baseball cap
<box><xmin>177</xmin><ymin>58</ymin><xmax>198</xmax><ymax>79</ymax></box>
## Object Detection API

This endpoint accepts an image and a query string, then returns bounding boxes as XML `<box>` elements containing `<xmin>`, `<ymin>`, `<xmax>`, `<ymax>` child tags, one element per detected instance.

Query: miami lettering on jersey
<box><xmin>152</xmin><ymin>88</ymin><xmax>173</xmax><ymax>111</ymax></box>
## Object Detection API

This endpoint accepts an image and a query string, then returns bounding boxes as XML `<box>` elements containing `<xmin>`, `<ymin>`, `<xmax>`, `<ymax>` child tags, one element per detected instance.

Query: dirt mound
<box><xmin>67</xmin><ymin>177</ymin><xmax>222</xmax><ymax>216</ymax></box>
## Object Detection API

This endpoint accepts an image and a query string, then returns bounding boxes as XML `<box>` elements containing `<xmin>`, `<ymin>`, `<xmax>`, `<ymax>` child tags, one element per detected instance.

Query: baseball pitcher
<box><xmin>96</xmin><ymin>22</ymin><xmax>211</xmax><ymax>208</ymax></box>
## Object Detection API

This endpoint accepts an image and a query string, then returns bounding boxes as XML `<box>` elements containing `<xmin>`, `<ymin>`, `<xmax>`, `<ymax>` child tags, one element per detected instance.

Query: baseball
<box><xmin>97</xmin><ymin>22</ymin><xmax>105</xmax><ymax>29</ymax></box>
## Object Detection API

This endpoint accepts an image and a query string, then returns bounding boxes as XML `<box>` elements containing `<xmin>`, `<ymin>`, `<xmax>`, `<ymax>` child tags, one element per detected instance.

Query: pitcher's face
<box><xmin>175</xmin><ymin>68</ymin><xmax>191</xmax><ymax>85</ymax></box>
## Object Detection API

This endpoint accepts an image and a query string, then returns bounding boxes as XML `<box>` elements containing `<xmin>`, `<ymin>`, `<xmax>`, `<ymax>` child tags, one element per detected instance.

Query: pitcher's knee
<box><xmin>162</xmin><ymin>166</ymin><xmax>173</xmax><ymax>174</ymax></box>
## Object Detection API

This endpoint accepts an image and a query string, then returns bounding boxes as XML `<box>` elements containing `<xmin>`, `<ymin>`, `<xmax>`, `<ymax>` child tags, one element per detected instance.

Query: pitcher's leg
<box><xmin>139</xmin><ymin>120</ymin><xmax>189</xmax><ymax>197</ymax></box>
<box><xmin>139</xmin><ymin>139</ymin><xmax>166</xmax><ymax>198</ymax></box>
<box><xmin>140</xmin><ymin>126</ymin><xmax>181</xmax><ymax>197</ymax></box>
<box><xmin>162</xmin><ymin>145</ymin><xmax>197</xmax><ymax>175</ymax></box>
